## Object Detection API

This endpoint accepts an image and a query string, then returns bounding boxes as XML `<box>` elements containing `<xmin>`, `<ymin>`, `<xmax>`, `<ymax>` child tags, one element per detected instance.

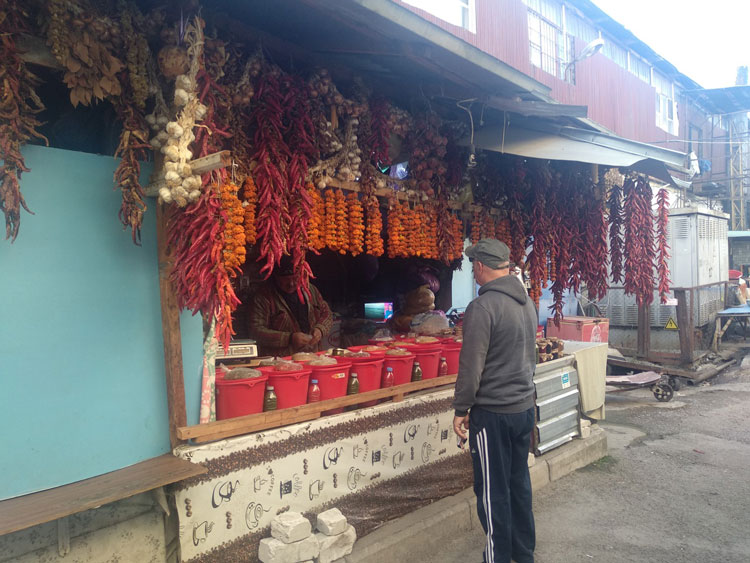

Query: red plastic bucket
<box><xmin>263</xmin><ymin>367</ymin><xmax>312</xmax><ymax>409</ymax></box>
<box><xmin>414</xmin><ymin>349</ymin><xmax>441</xmax><ymax>379</ymax></box>
<box><xmin>383</xmin><ymin>352</ymin><xmax>416</xmax><ymax>386</ymax></box>
<box><xmin>348</xmin><ymin>357</ymin><xmax>385</xmax><ymax>407</ymax></box>
<box><xmin>215</xmin><ymin>372</ymin><xmax>269</xmax><ymax>420</ymax></box>
<box><xmin>310</xmin><ymin>359</ymin><xmax>351</xmax><ymax>402</ymax></box>
<box><xmin>441</xmin><ymin>341</ymin><xmax>462</xmax><ymax>376</ymax></box>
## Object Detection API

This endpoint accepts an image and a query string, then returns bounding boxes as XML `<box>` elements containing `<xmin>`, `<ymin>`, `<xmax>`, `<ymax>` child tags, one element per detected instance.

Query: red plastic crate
<box><xmin>546</xmin><ymin>316</ymin><xmax>609</xmax><ymax>343</ymax></box>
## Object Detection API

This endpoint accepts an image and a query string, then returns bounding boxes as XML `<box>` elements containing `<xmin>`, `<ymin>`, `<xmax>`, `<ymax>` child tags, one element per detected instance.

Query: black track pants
<box><xmin>469</xmin><ymin>406</ymin><xmax>536</xmax><ymax>563</ymax></box>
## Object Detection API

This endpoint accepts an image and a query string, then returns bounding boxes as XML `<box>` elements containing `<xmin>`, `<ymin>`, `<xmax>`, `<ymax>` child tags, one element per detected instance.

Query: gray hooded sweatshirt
<box><xmin>453</xmin><ymin>275</ymin><xmax>537</xmax><ymax>416</ymax></box>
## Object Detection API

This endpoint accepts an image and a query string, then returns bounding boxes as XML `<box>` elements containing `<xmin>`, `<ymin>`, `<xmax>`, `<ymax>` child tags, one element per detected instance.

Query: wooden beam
<box><xmin>177</xmin><ymin>375</ymin><xmax>457</xmax><ymax>443</ymax></box>
<box><xmin>144</xmin><ymin>150</ymin><xmax>232</xmax><ymax>197</ymax></box>
<box><xmin>636</xmin><ymin>303</ymin><xmax>651</xmax><ymax>359</ymax></box>
<box><xmin>0</xmin><ymin>455</ymin><xmax>205</xmax><ymax>536</ymax></box>
<box><xmin>156</xmin><ymin>201</ymin><xmax>187</xmax><ymax>448</ymax></box>
<box><xmin>674</xmin><ymin>289</ymin><xmax>694</xmax><ymax>364</ymax></box>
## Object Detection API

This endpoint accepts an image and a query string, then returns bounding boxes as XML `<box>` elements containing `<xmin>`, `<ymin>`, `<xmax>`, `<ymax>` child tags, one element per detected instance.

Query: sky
<box><xmin>590</xmin><ymin>0</ymin><xmax>750</xmax><ymax>89</ymax></box>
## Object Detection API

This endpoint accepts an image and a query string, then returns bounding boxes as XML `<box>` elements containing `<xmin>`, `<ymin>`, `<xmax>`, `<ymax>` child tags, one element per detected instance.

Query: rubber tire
<box><xmin>653</xmin><ymin>384</ymin><xmax>674</xmax><ymax>402</ymax></box>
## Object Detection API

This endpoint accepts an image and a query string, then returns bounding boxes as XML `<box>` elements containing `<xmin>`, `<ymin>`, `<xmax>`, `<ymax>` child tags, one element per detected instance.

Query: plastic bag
<box><xmin>308</xmin><ymin>355</ymin><xmax>338</xmax><ymax>366</ymax></box>
<box><xmin>224</xmin><ymin>367</ymin><xmax>263</xmax><ymax>380</ymax></box>
<box><xmin>411</xmin><ymin>311</ymin><xmax>449</xmax><ymax>335</ymax></box>
<box><xmin>273</xmin><ymin>360</ymin><xmax>303</xmax><ymax>372</ymax></box>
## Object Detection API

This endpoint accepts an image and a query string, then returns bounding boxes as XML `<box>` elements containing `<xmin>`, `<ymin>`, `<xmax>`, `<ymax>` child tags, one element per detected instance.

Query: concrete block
<box><xmin>544</xmin><ymin>427</ymin><xmax>608</xmax><ymax>481</ymax></box>
<box><xmin>527</xmin><ymin>452</ymin><xmax>536</xmax><ymax>467</ymax></box>
<box><xmin>271</xmin><ymin>512</ymin><xmax>312</xmax><ymax>544</ymax></box>
<box><xmin>258</xmin><ymin>537</ymin><xmax>299</xmax><ymax>563</ymax></box>
<box><xmin>316</xmin><ymin>508</ymin><xmax>348</xmax><ymax>536</ymax></box>
<box><xmin>529</xmin><ymin>459</ymin><xmax>549</xmax><ymax>491</ymax></box>
<box><xmin>316</xmin><ymin>525</ymin><xmax>357</xmax><ymax>563</ymax></box>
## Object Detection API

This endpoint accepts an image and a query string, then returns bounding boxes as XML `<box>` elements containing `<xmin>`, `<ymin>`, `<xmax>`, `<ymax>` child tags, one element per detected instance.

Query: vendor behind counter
<box><xmin>248</xmin><ymin>255</ymin><xmax>333</xmax><ymax>357</ymax></box>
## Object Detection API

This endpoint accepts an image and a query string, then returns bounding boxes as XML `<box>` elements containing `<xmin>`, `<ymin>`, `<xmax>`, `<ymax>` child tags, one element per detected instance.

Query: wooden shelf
<box><xmin>177</xmin><ymin>375</ymin><xmax>457</xmax><ymax>444</ymax></box>
<box><xmin>0</xmin><ymin>454</ymin><xmax>206</xmax><ymax>536</ymax></box>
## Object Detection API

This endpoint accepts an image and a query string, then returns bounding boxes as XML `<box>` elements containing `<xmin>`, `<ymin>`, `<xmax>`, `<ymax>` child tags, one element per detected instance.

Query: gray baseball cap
<box><xmin>465</xmin><ymin>238</ymin><xmax>510</xmax><ymax>269</ymax></box>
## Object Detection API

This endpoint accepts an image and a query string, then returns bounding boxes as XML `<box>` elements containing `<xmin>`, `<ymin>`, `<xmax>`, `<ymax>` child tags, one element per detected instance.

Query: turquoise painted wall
<box><xmin>0</xmin><ymin>146</ymin><xmax>203</xmax><ymax>500</ymax></box>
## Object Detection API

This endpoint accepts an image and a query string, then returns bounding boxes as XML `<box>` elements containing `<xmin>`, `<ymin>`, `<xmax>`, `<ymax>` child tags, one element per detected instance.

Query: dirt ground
<box><xmin>416</xmin><ymin>356</ymin><xmax>750</xmax><ymax>563</ymax></box>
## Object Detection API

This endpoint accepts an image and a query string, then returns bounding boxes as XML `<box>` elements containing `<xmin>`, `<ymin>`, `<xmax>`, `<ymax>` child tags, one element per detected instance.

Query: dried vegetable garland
<box><xmin>623</xmin><ymin>176</ymin><xmax>656</xmax><ymax>307</ymax></box>
<box><xmin>307</xmin><ymin>185</ymin><xmax>325</xmax><ymax>252</ymax></box>
<box><xmin>167</xmin><ymin>187</ymin><xmax>240</xmax><ymax>351</ymax></box>
<box><xmin>0</xmin><ymin>2</ymin><xmax>47</xmax><ymax>241</ymax></box>
<box><xmin>242</xmin><ymin>176</ymin><xmax>257</xmax><ymax>246</ymax></box>
<box><xmin>219</xmin><ymin>181</ymin><xmax>246</xmax><ymax>274</ymax></box>
<box><xmin>607</xmin><ymin>182</ymin><xmax>624</xmax><ymax>285</ymax></box>
<box><xmin>387</xmin><ymin>200</ymin><xmax>407</xmax><ymax>258</ymax></box>
<box><xmin>346</xmin><ymin>192</ymin><xmax>365</xmax><ymax>256</ymax></box>
<box><xmin>364</xmin><ymin>195</ymin><xmax>384</xmax><ymax>257</ymax></box>
<box><xmin>655</xmin><ymin>188</ymin><xmax>671</xmax><ymax>304</ymax></box>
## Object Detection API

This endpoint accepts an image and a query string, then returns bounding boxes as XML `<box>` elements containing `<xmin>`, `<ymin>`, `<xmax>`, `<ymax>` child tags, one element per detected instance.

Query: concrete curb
<box><xmin>343</xmin><ymin>427</ymin><xmax>607</xmax><ymax>563</ymax></box>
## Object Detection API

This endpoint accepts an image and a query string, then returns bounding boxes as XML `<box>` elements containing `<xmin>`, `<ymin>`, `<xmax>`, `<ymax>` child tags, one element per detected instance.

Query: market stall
<box><xmin>1</xmin><ymin>1</ymin><xmax>683</xmax><ymax>560</ymax></box>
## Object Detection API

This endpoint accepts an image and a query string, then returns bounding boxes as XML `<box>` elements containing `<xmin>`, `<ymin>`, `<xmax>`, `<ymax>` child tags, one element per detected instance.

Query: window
<box><xmin>654</xmin><ymin>72</ymin><xmax>678</xmax><ymax>135</ymax></box>
<box><xmin>629</xmin><ymin>54</ymin><xmax>651</xmax><ymax>84</ymax></box>
<box><xmin>403</xmin><ymin>0</ymin><xmax>476</xmax><ymax>33</ymax></box>
<box><xmin>688</xmin><ymin>124</ymin><xmax>703</xmax><ymax>160</ymax></box>
<box><xmin>603</xmin><ymin>40</ymin><xmax>628</xmax><ymax>70</ymax></box>
<box><xmin>524</xmin><ymin>0</ymin><xmax>574</xmax><ymax>83</ymax></box>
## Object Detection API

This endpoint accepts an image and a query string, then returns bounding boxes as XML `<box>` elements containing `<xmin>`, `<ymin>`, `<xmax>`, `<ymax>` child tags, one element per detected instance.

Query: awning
<box><xmin>469</xmin><ymin>118</ymin><xmax>691</xmax><ymax>186</ymax></box>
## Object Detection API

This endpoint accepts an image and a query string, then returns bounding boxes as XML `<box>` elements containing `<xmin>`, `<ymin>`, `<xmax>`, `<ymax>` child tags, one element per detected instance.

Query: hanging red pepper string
<box><xmin>251</xmin><ymin>68</ymin><xmax>290</xmax><ymax>278</ymax></box>
<box><xmin>168</xmin><ymin>183</ymin><xmax>240</xmax><ymax>351</ymax></box>
<box><xmin>608</xmin><ymin>182</ymin><xmax>624</xmax><ymax>285</ymax></box>
<box><xmin>282</xmin><ymin>75</ymin><xmax>317</xmax><ymax>299</ymax></box>
<box><xmin>623</xmin><ymin>176</ymin><xmax>655</xmax><ymax>307</ymax></box>
<box><xmin>0</xmin><ymin>3</ymin><xmax>47</xmax><ymax>242</ymax></box>
<box><xmin>656</xmin><ymin>188</ymin><xmax>671</xmax><ymax>304</ymax></box>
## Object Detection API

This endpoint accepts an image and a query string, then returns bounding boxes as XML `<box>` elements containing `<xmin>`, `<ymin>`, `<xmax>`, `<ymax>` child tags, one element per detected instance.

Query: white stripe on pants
<box><xmin>477</xmin><ymin>428</ymin><xmax>494</xmax><ymax>563</ymax></box>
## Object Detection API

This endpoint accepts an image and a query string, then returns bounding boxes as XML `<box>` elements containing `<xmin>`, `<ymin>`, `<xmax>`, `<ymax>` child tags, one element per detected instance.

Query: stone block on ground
<box><xmin>315</xmin><ymin>525</ymin><xmax>357</xmax><ymax>563</ymax></box>
<box><xmin>271</xmin><ymin>512</ymin><xmax>312</xmax><ymax>544</ymax></box>
<box><xmin>316</xmin><ymin>508</ymin><xmax>348</xmax><ymax>536</ymax></box>
<box><xmin>259</xmin><ymin>535</ymin><xmax>319</xmax><ymax>563</ymax></box>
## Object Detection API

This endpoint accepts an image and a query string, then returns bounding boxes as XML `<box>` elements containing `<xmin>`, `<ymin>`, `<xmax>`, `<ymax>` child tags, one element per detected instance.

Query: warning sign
<box><xmin>665</xmin><ymin>317</ymin><xmax>678</xmax><ymax>330</ymax></box>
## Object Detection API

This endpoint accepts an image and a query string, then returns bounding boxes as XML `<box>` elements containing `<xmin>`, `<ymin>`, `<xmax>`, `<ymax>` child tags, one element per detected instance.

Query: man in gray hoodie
<box><xmin>453</xmin><ymin>238</ymin><xmax>537</xmax><ymax>563</ymax></box>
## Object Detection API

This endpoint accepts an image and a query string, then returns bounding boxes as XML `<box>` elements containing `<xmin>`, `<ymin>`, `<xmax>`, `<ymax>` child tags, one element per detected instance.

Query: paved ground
<box><xmin>413</xmin><ymin>359</ymin><xmax>750</xmax><ymax>563</ymax></box>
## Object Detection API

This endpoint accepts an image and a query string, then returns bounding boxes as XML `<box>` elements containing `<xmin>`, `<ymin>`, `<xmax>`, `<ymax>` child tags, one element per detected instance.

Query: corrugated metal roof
<box><xmin>682</xmin><ymin>86</ymin><xmax>750</xmax><ymax>115</ymax></box>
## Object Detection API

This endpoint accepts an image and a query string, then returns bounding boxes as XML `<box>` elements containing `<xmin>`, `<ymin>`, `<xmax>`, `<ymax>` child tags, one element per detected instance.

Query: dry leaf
<box><xmin>66</xmin><ymin>57</ymin><xmax>82</xmax><ymax>73</ymax></box>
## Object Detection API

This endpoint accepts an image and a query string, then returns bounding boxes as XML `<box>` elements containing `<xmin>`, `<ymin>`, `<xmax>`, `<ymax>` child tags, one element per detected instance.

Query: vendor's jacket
<box><xmin>249</xmin><ymin>282</ymin><xmax>333</xmax><ymax>357</ymax></box>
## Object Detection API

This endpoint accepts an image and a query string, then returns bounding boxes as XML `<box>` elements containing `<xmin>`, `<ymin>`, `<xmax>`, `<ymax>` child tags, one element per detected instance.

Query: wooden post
<box><xmin>675</xmin><ymin>289</ymin><xmax>694</xmax><ymax>365</ymax></box>
<box><xmin>156</xmin><ymin>202</ymin><xmax>188</xmax><ymax>448</ymax></box>
<box><xmin>637</xmin><ymin>303</ymin><xmax>651</xmax><ymax>359</ymax></box>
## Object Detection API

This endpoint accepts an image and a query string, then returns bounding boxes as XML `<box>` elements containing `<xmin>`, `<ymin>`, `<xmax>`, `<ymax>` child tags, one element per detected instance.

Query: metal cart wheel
<box><xmin>651</xmin><ymin>383</ymin><xmax>674</xmax><ymax>402</ymax></box>
<box><xmin>668</xmin><ymin>376</ymin><xmax>682</xmax><ymax>391</ymax></box>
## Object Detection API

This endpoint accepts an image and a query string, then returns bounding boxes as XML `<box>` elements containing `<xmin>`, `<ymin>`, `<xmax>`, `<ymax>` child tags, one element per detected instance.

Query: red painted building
<box><xmin>395</xmin><ymin>0</ymin><xmax>728</xmax><ymax>186</ymax></box>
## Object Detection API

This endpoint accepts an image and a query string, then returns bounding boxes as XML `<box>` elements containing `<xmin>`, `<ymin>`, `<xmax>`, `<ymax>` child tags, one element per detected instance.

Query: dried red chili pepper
<box><xmin>0</xmin><ymin>3</ymin><xmax>47</xmax><ymax>242</ymax></box>
<box><xmin>655</xmin><ymin>187</ymin><xmax>671</xmax><ymax>304</ymax></box>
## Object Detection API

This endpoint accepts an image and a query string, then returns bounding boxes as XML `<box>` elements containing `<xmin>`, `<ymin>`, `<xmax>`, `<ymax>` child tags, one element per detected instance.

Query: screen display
<box><xmin>364</xmin><ymin>302</ymin><xmax>394</xmax><ymax>321</ymax></box>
